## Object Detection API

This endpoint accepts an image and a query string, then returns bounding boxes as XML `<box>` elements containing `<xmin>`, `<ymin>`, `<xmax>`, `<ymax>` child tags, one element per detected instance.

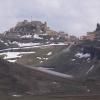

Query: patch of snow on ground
<box><xmin>0</xmin><ymin>42</ymin><xmax>69</xmax><ymax>52</ymax></box>
<box><xmin>16</xmin><ymin>42</ymin><xmax>41</xmax><ymax>47</ymax></box>
<box><xmin>37</xmin><ymin>57</ymin><xmax>42</xmax><ymax>60</ymax></box>
<box><xmin>50</xmin><ymin>37</ymin><xmax>54</xmax><ymax>40</ymax></box>
<box><xmin>75</xmin><ymin>53</ymin><xmax>90</xmax><ymax>58</ymax></box>
<box><xmin>11</xmin><ymin>41</ymin><xmax>41</xmax><ymax>47</ymax></box>
<box><xmin>0</xmin><ymin>39</ymin><xmax>4</xmax><ymax>43</ymax></box>
<box><xmin>37</xmin><ymin>57</ymin><xmax>48</xmax><ymax>60</ymax></box>
<box><xmin>43</xmin><ymin>58</ymin><xmax>48</xmax><ymax>60</ymax></box>
<box><xmin>72</xmin><ymin>59</ymin><xmax>76</xmax><ymax>61</ymax></box>
<box><xmin>47</xmin><ymin>52</ymin><xmax>52</xmax><ymax>56</ymax></box>
<box><xmin>12</xmin><ymin>94</ymin><xmax>22</xmax><ymax>97</ymax></box>
<box><xmin>11</xmin><ymin>41</ymin><xmax>18</xmax><ymax>44</ymax></box>
<box><xmin>21</xmin><ymin>35</ymin><xmax>32</xmax><ymax>38</ymax></box>
<box><xmin>1</xmin><ymin>52</ymin><xmax>21</xmax><ymax>59</ymax></box>
<box><xmin>4</xmin><ymin>43</ymin><xmax>9</xmax><ymax>46</ymax></box>
<box><xmin>8</xmin><ymin>60</ymin><xmax>16</xmax><ymax>63</ymax></box>
<box><xmin>0</xmin><ymin>51</ymin><xmax>35</xmax><ymax>59</ymax></box>
<box><xmin>34</xmin><ymin>34</ymin><xmax>43</xmax><ymax>39</ymax></box>
<box><xmin>40</xmin><ymin>61</ymin><xmax>43</xmax><ymax>63</ymax></box>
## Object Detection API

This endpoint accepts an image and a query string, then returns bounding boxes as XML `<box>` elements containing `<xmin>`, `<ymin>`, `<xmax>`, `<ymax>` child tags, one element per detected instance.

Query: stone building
<box><xmin>5</xmin><ymin>20</ymin><xmax>48</xmax><ymax>36</ymax></box>
<box><xmin>80</xmin><ymin>23</ymin><xmax>100</xmax><ymax>41</ymax></box>
<box><xmin>86</xmin><ymin>32</ymin><xmax>96</xmax><ymax>41</ymax></box>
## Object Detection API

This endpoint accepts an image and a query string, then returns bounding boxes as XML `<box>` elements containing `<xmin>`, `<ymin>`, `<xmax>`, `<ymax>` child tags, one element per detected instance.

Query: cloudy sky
<box><xmin>0</xmin><ymin>0</ymin><xmax>100</xmax><ymax>36</ymax></box>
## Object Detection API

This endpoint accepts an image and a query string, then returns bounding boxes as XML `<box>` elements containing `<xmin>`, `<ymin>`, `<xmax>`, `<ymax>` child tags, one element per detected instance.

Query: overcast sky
<box><xmin>0</xmin><ymin>0</ymin><xmax>100</xmax><ymax>36</ymax></box>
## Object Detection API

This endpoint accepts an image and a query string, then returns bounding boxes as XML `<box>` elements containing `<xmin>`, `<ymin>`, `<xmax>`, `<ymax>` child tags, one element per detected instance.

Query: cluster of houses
<box><xmin>1</xmin><ymin>20</ymin><xmax>78</xmax><ymax>43</ymax></box>
<box><xmin>80</xmin><ymin>23</ymin><xmax>100</xmax><ymax>41</ymax></box>
<box><xmin>80</xmin><ymin>32</ymin><xmax>96</xmax><ymax>41</ymax></box>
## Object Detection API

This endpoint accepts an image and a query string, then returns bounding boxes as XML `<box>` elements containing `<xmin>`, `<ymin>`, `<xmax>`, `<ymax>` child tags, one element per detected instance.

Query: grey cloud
<box><xmin>0</xmin><ymin>0</ymin><xmax>100</xmax><ymax>36</ymax></box>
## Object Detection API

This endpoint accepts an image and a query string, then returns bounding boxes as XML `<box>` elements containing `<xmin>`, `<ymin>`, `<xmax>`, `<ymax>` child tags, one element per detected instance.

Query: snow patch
<box><xmin>12</xmin><ymin>94</ymin><xmax>22</xmax><ymax>97</ymax></box>
<box><xmin>75</xmin><ymin>53</ymin><xmax>90</xmax><ymax>58</ymax></box>
<box><xmin>8</xmin><ymin>60</ymin><xmax>16</xmax><ymax>63</ymax></box>
<box><xmin>43</xmin><ymin>58</ymin><xmax>48</xmax><ymax>60</ymax></box>
<box><xmin>47</xmin><ymin>52</ymin><xmax>52</xmax><ymax>56</ymax></box>
<box><xmin>37</xmin><ymin>57</ymin><xmax>42</xmax><ymax>60</ymax></box>
<box><xmin>34</xmin><ymin>34</ymin><xmax>43</xmax><ymax>39</ymax></box>
<box><xmin>50</xmin><ymin>37</ymin><xmax>54</xmax><ymax>41</ymax></box>
<box><xmin>72</xmin><ymin>59</ymin><xmax>76</xmax><ymax>61</ymax></box>
<box><xmin>21</xmin><ymin>35</ymin><xmax>32</xmax><ymax>38</ymax></box>
<box><xmin>40</xmin><ymin>61</ymin><xmax>43</xmax><ymax>63</ymax></box>
<box><xmin>0</xmin><ymin>51</ymin><xmax>35</xmax><ymax>59</ymax></box>
<box><xmin>0</xmin><ymin>39</ymin><xmax>4</xmax><ymax>43</ymax></box>
<box><xmin>0</xmin><ymin>42</ymin><xmax>68</xmax><ymax>52</ymax></box>
<box><xmin>13</xmin><ymin>42</ymin><xmax>41</xmax><ymax>47</ymax></box>
<box><xmin>4</xmin><ymin>43</ymin><xmax>9</xmax><ymax>46</ymax></box>
<box><xmin>18</xmin><ymin>43</ymin><xmax>38</xmax><ymax>47</ymax></box>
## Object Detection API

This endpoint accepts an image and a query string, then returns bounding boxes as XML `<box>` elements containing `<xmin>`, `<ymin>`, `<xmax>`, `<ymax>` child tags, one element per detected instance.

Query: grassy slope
<box><xmin>17</xmin><ymin>45</ymin><xmax>67</xmax><ymax>66</ymax></box>
<box><xmin>38</xmin><ymin>46</ymin><xmax>84</xmax><ymax>72</ymax></box>
<box><xmin>17</xmin><ymin>42</ymin><xmax>100</xmax><ymax>78</ymax></box>
<box><xmin>38</xmin><ymin>43</ymin><xmax>100</xmax><ymax>78</ymax></box>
